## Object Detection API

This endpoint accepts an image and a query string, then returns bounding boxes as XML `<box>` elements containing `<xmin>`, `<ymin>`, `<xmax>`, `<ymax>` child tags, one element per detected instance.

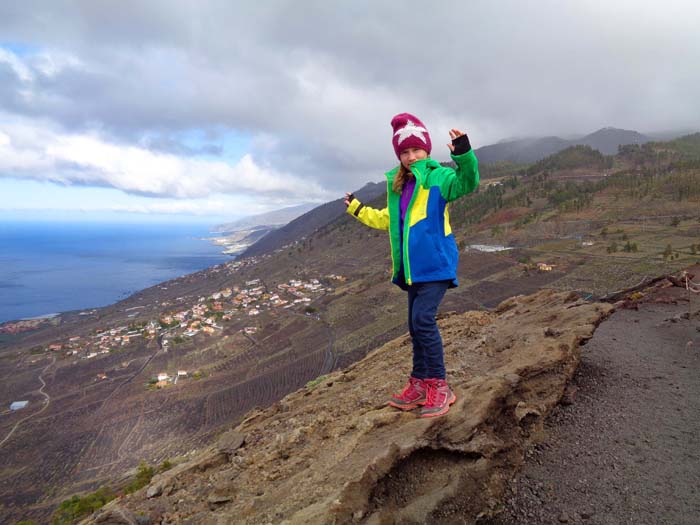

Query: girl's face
<box><xmin>400</xmin><ymin>147</ymin><xmax>428</xmax><ymax>169</ymax></box>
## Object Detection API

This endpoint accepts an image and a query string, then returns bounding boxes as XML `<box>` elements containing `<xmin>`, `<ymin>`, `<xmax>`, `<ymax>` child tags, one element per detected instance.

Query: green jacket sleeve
<box><xmin>346</xmin><ymin>198</ymin><xmax>390</xmax><ymax>231</ymax></box>
<box><xmin>434</xmin><ymin>149</ymin><xmax>480</xmax><ymax>202</ymax></box>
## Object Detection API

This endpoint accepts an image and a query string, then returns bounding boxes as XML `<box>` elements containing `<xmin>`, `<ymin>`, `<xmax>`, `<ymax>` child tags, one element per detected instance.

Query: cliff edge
<box><xmin>87</xmin><ymin>289</ymin><xmax>612</xmax><ymax>524</ymax></box>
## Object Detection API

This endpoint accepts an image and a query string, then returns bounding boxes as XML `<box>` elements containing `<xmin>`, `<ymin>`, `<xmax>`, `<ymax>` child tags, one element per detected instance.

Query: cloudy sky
<box><xmin>1</xmin><ymin>0</ymin><xmax>698</xmax><ymax>223</ymax></box>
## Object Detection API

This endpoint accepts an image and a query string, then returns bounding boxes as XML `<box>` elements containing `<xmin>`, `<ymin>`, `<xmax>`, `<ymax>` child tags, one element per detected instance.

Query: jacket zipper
<box><xmin>403</xmin><ymin>166</ymin><xmax>420</xmax><ymax>285</ymax></box>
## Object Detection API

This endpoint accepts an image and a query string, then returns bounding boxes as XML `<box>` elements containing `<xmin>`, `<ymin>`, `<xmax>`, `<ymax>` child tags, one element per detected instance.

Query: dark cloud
<box><xmin>0</xmin><ymin>0</ymin><xmax>698</xmax><ymax>194</ymax></box>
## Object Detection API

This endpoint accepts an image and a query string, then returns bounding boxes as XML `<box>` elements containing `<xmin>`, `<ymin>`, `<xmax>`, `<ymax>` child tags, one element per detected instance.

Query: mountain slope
<box><xmin>475</xmin><ymin>127</ymin><xmax>657</xmax><ymax>164</ymax></box>
<box><xmin>212</xmin><ymin>203</ymin><xmax>317</xmax><ymax>233</ymax></box>
<box><xmin>88</xmin><ymin>290</ymin><xmax>612</xmax><ymax>524</ymax></box>
<box><xmin>475</xmin><ymin>136</ymin><xmax>570</xmax><ymax>164</ymax></box>
<box><xmin>575</xmin><ymin>127</ymin><xmax>650</xmax><ymax>155</ymax></box>
<box><xmin>242</xmin><ymin>181</ymin><xmax>386</xmax><ymax>257</ymax></box>
<box><xmin>3</xmin><ymin>134</ymin><xmax>699</xmax><ymax>523</ymax></box>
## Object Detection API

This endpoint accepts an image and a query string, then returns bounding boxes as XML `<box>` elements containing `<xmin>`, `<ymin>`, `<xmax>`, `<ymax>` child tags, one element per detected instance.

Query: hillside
<box><xmin>86</xmin><ymin>290</ymin><xmax>613</xmax><ymax>524</ymax></box>
<box><xmin>474</xmin><ymin>127</ymin><xmax>657</xmax><ymax>164</ymax></box>
<box><xmin>241</xmin><ymin>182</ymin><xmax>386</xmax><ymax>257</ymax></box>
<box><xmin>212</xmin><ymin>203</ymin><xmax>317</xmax><ymax>234</ymax></box>
<box><xmin>1</xmin><ymin>134</ymin><xmax>699</xmax><ymax>524</ymax></box>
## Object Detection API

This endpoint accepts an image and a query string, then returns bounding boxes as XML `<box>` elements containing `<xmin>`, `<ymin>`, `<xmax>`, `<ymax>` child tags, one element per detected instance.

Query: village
<box><xmin>8</xmin><ymin>268</ymin><xmax>347</xmax><ymax>400</ymax></box>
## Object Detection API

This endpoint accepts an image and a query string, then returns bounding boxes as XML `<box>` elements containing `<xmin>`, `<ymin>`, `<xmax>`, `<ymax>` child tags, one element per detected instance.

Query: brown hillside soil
<box><xmin>487</xmin><ymin>270</ymin><xmax>700</xmax><ymax>525</ymax></box>
<box><xmin>90</xmin><ymin>290</ymin><xmax>611</xmax><ymax>524</ymax></box>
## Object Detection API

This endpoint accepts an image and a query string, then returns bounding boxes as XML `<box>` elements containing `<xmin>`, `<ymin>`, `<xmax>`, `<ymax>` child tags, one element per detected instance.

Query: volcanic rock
<box><xmin>88</xmin><ymin>289</ymin><xmax>611</xmax><ymax>524</ymax></box>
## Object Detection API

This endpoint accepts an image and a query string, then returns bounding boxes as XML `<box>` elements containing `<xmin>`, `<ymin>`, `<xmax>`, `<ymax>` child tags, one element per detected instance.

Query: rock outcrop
<box><xmin>88</xmin><ymin>290</ymin><xmax>612</xmax><ymax>524</ymax></box>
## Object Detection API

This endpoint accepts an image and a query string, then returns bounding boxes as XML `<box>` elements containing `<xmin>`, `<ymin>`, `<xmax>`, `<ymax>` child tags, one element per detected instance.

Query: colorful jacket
<box><xmin>347</xmin><ymin>149</ymin><xmax>479</xmax><ymax>288</ymax></box>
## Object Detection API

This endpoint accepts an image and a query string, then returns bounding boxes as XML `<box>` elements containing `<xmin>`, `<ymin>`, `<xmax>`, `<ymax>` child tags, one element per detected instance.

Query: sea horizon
<box><xmin>0</xmin><ymin>219</ymin><xmax>231</xmax><ymax>324</ymax></box>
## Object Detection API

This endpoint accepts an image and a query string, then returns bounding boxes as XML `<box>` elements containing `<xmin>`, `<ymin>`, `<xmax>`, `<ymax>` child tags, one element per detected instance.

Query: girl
<box><xmin>344</xmin><ymin>113</ymin><xmax>479</xmax><ymax>418</ymax></box>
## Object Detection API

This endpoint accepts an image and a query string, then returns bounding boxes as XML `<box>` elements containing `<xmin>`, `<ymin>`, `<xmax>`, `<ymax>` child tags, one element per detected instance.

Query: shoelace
<box><xmin>424</xmin><ymin>382</ymin><xmax>439</xmax><ymax>406</ymax></box>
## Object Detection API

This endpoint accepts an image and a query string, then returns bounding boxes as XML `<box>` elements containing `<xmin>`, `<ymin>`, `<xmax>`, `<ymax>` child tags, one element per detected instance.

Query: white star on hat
<box><xmin>394</xmin><ymin>120</ymin><xmax>428</xmax><ymax>145</ymax></box>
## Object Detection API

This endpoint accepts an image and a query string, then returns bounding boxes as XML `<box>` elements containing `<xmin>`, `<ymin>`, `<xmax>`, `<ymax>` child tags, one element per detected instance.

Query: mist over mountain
<box><xmin>475</xmin><ymin>127</ymin><xmax>664</xmax><ymax>164</ymax></box>
<box><xmin>241</xmin><ymin>181</ymin><xmax>386</xmax><ymax>257</ymax></box>
<box><xmin>212</xmin><ymin>203</ymin><xmax>317</xmax><ymax>233</ymax></box>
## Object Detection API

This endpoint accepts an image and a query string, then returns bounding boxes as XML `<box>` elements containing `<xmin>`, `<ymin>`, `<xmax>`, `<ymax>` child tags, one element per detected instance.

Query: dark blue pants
<box><xmin>407</xmin><ymin>281</ymin><xmax>450</xmax><ymax>380</ymax></box>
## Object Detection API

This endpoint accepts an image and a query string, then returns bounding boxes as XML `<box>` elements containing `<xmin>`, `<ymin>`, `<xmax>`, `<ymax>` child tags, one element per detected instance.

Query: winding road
<box><xmin>0</xmin><ymin>354</ymin><xmax>55</xmax><ymax>449</ymax></box>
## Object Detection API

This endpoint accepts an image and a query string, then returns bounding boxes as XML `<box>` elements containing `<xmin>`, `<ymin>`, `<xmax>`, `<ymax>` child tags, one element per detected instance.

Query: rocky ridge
<box><xmin>87</xmin><ymin>289</ymin><xmax>612</xmax><ymax>524</ymax></box>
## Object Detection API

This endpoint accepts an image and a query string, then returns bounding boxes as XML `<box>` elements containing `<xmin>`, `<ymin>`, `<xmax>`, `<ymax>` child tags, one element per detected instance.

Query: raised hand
<box><xmin>447</xmin><ymin>129</ymin><xmax>465</xmax><ymax>152</ymax></box>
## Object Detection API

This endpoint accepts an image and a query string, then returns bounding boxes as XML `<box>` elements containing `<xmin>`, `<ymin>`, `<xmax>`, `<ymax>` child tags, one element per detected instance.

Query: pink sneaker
<box><xmin>388</xmin><ymin>377</ymin><xmax>427</xmax><ymax>410</ymax></box>
<box><xmin>420</xmin><ymin>378</ymin><xmax>456</xmax><ymax>418</ymax></box>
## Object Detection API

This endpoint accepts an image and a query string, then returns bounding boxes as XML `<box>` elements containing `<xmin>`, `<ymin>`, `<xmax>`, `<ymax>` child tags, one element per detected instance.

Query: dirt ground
<box><xmin>488</xmin><ymin>283</ymin><xmax>700</xmax><ymax>525</ymax></box>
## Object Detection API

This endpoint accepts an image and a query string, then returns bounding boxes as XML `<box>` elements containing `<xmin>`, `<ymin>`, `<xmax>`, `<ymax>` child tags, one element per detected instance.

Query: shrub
<box><xmin>305</xmin><ymin>375</ymin><xmax>327</xmax><ymax>390</ymax></box>
<box><xmin>52</xmin><ymin>486</ymin><xmax>114</xmax><ymax>525</ymax></box>
<box><xmin>123</xmin><ymin>462</ymin><xmax>155</xmax><ymax>495</ymax></box>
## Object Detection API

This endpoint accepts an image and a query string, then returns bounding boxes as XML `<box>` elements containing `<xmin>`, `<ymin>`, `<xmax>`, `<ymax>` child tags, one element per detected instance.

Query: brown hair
<box><xmin>392</xmin><ymin>164</ymin><xmax>413</xmax><ymax>194</ymax></box>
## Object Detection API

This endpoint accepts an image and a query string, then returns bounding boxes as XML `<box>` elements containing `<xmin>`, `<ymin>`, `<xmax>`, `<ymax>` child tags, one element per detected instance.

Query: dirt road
<box><xmin>0</xmin><ymin>354</ymin><xmax>55</xmax><ymax>449</ymax></box>
<box><xmin>489</xmin><ymin>283</ymin><xmax>700</xmax><ymax>524</ymax></box>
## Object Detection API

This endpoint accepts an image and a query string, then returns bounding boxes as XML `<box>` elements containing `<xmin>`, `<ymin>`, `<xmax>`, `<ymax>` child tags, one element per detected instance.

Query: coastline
<box><xmin>0</xmin><ymin>221</ymin><xmax>231</xmax><ymax>325</ymax></box>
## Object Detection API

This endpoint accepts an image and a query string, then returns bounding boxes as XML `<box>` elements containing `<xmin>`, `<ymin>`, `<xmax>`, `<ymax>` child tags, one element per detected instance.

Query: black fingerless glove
<box><xmin>451</xmin><ymin>134</ymin><xmax>472</xmax><ymax>155</ymax></box>
<box><xmin>345</xmin><ymin>193</ymin><xmax>355</xmax><ymax>207</ymax></box>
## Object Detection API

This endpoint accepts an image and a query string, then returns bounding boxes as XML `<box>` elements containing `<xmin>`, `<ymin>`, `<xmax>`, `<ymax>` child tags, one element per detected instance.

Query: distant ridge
<box><xmin>242</xmin><ymin>181</ymin><xmax>386</xmax><ymax>257</ymax></box>
<box><xmin>475</xmin><ymin>127</ymin><xmax>655</xmax><ymax>164</ymax></box>
<box><xmin>213</xmin><ymin>203</ymin><xmax>317</xmax><ymax>233</ymax></box>
<box><xmin>576</xmin><ymin>127</ymin><xmax>650</xmax><ymax>155</ymax></box>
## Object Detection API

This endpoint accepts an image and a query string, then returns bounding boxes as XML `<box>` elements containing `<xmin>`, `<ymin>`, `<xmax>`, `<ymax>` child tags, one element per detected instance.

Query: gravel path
<box><xmin>489</xmin><ymin>286</ymin><xmax>700</xmax><ymax>525</ymax></box>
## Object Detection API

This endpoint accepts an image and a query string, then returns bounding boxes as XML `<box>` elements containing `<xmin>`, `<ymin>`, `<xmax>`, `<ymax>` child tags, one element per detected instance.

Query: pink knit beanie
<box><xmin>391</xmin><ymin>113</ymin><xmax>432</xmax><ymax>159</ymax></box>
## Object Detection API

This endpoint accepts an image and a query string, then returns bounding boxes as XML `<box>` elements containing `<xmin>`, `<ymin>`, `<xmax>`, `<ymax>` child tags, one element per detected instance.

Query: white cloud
<box><xmin>1</xmin><ymin>0</ymin><xmax>699</xmax><ymax>200</ymax></box>
<box><xmin>0</xmin><ymin>48</ymin><xmax>32</xmax><ymax>82</ymax></box>
<box><xmin>0</xmin><ymin>118</ymin><xmax>334</xmax><ymax>201</ymax></box>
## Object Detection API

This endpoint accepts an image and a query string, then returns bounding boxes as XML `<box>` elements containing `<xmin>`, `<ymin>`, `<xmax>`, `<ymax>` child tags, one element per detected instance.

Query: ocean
<box><xmin>0</xmin><ymin>221</ymin><xmax>230</xmax><ymax>324</ymax></box>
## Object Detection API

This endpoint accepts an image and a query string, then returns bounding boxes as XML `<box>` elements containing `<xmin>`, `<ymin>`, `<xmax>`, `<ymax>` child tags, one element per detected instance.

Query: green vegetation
<box><xmin>477</xmin><ymin>160</ymin><xmax>528</xmax><ymax>180</ymax></box>
<box><xmin>525</xmin><ymin>145</ymin><xmax>613</xmax><ymax>176</ymax></box>
<box><xmin>623</xmin><ymin>241</ymin><xmax>638</xmax><ymax>253</ymax></box>
<box><xmin>123</xmin><ymin>461</ymin><xmax>155</xmax><ymax>494</ymax></box>
<box><xmin>662</xmin><ymin>244</ymin><xmax>674</xmax><ymax>260</ymax></box>
<box><xmin>305</xmin><ymin>374</ymin><xmax>327</xmax><ymax>389</ymax></box>
<box><xmin>50</xmin><ymin>459</ymin><xmax>170</xmax><ymax>524</ymax></box>
<box><xmin>52</xmin><ymin>486</ymin><xmax>115</xmax><ymax>525</ymax></box>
